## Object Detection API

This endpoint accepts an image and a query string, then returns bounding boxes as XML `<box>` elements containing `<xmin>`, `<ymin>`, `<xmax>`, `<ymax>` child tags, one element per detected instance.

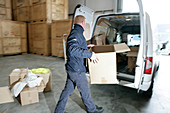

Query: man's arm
<box><xmin>67</xmin><ymin>37</ymin><xmax>92</xmax><ymax>58</ymax></box>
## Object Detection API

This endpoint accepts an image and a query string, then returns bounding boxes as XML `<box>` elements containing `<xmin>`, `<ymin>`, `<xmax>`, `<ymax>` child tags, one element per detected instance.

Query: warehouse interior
<box><xmin>0</xmin><ymin>0</ymin><xmax>170</xmax><ymax>113</ymax></box>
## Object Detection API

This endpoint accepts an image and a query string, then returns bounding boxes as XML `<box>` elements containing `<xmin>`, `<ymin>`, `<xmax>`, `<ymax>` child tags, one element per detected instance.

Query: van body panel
<box><xmin>72</xmin><ymin>5</ymin><xmax>94</xmax><ymax>40</ymax></box>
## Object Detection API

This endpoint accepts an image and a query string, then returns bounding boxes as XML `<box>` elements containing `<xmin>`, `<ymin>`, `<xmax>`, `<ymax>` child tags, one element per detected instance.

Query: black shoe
<box><xmin>88</xmin><ymin>105</ymin><xmax>104</xmax><ymax>113</ymax></box>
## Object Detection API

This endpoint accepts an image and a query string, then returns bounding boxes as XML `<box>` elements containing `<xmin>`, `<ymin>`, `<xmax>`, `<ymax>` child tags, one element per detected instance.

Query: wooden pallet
<box><xmin>22</xmin><ymin>52</ymin><xmax>27</xmax><ymax>55</ymax></box>
<box><xmin>31</xmin><ymin>52</ymin><xmax>49</xmax><ymax>56</ymax></box>
<box><xmin>31</xmin><ymin>18</ymin><xmax>47</xmax><ymax>23</ymax></box>
<box><xmin>0</xmin><ymin>52</ymin><xmax>28</xmax><ymax>57</ymax></box>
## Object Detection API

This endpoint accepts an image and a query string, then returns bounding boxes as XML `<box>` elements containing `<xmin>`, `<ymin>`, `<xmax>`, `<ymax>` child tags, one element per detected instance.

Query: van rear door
<box><xmin>135</xmin><ymin>0</ymin><xmax>152</xmax><ymax>91</ymax></box>
<box><xmin>72</xmin><ymin>5</ymin><xmax>94</xmax><ymax>40</ymax></box>
<box><xmin>137</xmin><ymin>12</ymin><xmax>154</xmax><ymax>91</ymax></box>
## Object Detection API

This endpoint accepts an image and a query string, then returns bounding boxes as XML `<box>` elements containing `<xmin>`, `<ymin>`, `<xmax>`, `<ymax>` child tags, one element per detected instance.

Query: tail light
<box><xmin>144</xmin><ymin>57</ymin><xmax>153</xmax><ymax>74</ymax></box>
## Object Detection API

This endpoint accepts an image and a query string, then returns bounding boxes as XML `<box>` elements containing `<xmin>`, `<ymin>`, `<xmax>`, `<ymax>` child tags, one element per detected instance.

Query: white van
<box><xmin>71</xmin><ymin>0</ymin><xmax>159</xmax><ymax>96</ymax></box>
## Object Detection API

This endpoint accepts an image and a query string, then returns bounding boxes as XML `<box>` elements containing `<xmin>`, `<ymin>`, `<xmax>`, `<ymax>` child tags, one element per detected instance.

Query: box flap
<box><xmin>113</xmin><ymin>43</ymin><xmax>130</xmax><ymax>53</ymax></box>
<box><xmin>0</xmin><ymin>86</ymin><xmax>14</xmax><ymax>104</ymax></box>
<box><xmin>91</xmin><ymin>43</ymin><xmax>130</xmax><ymax>53</ymax></box>
<box><xmin>36</xmin><ymin>72</ymin><xmax>51</xmax><ymax>92</ymax></box>
<box><xmin>9</xmin><ymin>69</ymin><xmax>27</xmax><ymax>87</ymax></box>
<box><xmin>91</xmin><ymin>45</ymin><xmax>115</xmax><ymax>53</ymax></box>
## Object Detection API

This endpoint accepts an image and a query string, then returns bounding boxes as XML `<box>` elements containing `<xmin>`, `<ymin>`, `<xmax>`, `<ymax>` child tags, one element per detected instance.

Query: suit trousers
<box><xmin>55</xmin><ymin>71</ymin><xmax>96</xmax><ymax>113</ymax></box>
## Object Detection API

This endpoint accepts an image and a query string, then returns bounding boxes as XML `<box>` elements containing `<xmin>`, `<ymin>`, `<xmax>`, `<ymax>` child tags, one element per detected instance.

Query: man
<box><xmin>55</xmin><ymin>15</ymin><xmax>104</xmax><ymax>113</ymax></box>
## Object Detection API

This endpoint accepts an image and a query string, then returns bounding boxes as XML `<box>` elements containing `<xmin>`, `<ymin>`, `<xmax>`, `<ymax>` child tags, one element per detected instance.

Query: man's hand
<box><xmin>90</xmin><ymin>52</ymin><xmax>99</xmax><ymax>64</ymax></box>
<box><xmin>87</xmin><ymin>44</ymin><xmax>95</xmax><ymax>48</ymax></box>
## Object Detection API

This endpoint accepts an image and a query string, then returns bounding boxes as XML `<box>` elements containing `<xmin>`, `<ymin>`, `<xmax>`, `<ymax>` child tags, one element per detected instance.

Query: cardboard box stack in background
<box><xmin>127</xmin><ymin>47</ymin><xmax>139</xmax><ymax>73</ymax></box>
<box><xmin>12</xmin><ymin>0</ymin><xmax>31</xmax><ymax>22</ymax></box>
<box><xmin>12</xmin><ymin>0</ymin><xmax>70</xmax><ymax>56</ymax></box>
<box><xmin>30</xmin><ymin>0</ymin><xmax>68</xmax><ymax>23</ymax></box>
<box><xmin>13</xmin><ymin>0</ymin><xmax>68</xmax><ymax>22</ymax></box>
<box><xmin>28</xmin><ymin>23</ymin><xmax>51</xmax><ymax>56</ymax></box>
<box><xmin>51</xmin><ymin>19</ymin><xmax>72</xmax><ymax>57</ymax></box>
<box><xmin>0</xmin><ymin>0</ymin><xmax>12</xmax><ymax>20</ymax></box>
<box><xmin>88</xmin><ymin>43</ymin><xmax>130</xmax><ymax>84</ymax></box>
<box><xmin>8</xmin><ymin>68</ymin><xmax>52</xmax><ymax>106</ymax></box>
<box><xmin>0</xmin><ymin>20</ymin><xmax>27</xmax><ymax>55</ymax></box>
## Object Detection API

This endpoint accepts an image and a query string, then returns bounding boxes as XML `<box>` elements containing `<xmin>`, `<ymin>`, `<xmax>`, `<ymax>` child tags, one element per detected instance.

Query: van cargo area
<box><xmin>91</xmin><ymin>13</ymin><xmax>140</xmax><ymax>84</ymax></box>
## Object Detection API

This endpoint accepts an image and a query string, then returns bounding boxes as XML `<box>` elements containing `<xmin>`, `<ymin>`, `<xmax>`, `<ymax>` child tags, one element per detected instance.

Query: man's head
<box><xmin>74</xmin><ymin>15</ymin><xmax>86</xmax><ymax>30</ymax></box>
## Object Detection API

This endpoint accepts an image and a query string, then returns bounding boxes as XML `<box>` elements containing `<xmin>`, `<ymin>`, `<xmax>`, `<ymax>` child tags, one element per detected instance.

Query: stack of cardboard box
<box><xmin>27</xmin><ymin>0</ymin><xmax>68</xmax><ymax>56</ymax></box>
<box><xmin>13</xmin><ymin>0</ymin><xmax>31</xmax><ymax>21</ymax></box>
<box><xmin>51</xmin><ymin>19</ymin><xmax>72</xmax><ymax>57</ymax></box>
<box><xmin>0</xmin><ymin>0</ymin><xmax>27</xmax><ymax>56</ymax></box>
<box><xmin>0</xmin><ymin>68</ymin><xmax>52</xmax><ymax>106</ymax></box>
<box><xmin>13</xmin><ymin>0</ymin><xmax>68</xmax><ymax>22</ymax></box>
<box><xmin>12</xmin><ymin>0</ymin><xmax>69</xmax><ymax>56</ymax></box>
<box><xmin>0</xmin><ymin>0</ymin><xmax>12</xmax><ymax>20</ymax></box>
<box><xmin>28</xmin><ymin>23</ymin><xmax>51</xmax><ymax>56</ymax></box>
<box><xmin>0</xmin><ymin>20</ymin><xmax>27</xmax><ymax>56</ymax></box>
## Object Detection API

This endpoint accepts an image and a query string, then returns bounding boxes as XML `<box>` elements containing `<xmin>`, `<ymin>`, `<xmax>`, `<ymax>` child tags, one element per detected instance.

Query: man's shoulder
<box><xmin>70</xmin><ymin>28</ymin><xmax>80</xmax><ymax>35</ymax></box>
<box><xmin>68</xmin><ymin>29</ymin><xmax>80</xmax><ymax>38</ymax></box>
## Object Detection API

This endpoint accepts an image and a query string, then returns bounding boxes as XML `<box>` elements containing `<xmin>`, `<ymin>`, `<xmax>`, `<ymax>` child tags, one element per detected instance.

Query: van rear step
<box><xmin>117</xmin><ymin>73</ymin><xmax>135</xmax><ymax>83</ymax></box>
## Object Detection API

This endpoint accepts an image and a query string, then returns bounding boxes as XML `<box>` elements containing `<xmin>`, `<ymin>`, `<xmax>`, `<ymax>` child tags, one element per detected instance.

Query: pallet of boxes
<box><xmin>12</xmin><ymin>0</ymin><xmax>69</xmax><ymax>56</ymax></box>
<box><xmin>0</xmin><ymin>0</ymin><xmax>27</xmax><ymax>57</ymax></box>
<box><xmin>51</xmin><ymin>19</ymin><xmax>72</xmax><ymax>58</ymax></box>
<box><xmin>0</xmin><ymin>68</ymin><xmax>52</xmax><ymax>106</ymax></box>
<box><xmin>0</xmin><ymin>0</ymin><xmax>12</xmax><ymax>20</ymax></box>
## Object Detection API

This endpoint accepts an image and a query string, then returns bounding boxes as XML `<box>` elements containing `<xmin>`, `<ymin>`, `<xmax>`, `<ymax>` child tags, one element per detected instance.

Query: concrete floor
<box><xmin>0</xmin><ymin>54</ymin><xmax>170</xmax><ymax>113</ymax></box>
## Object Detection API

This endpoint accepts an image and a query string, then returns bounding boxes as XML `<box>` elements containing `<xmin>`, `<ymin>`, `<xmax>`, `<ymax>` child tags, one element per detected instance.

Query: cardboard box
<box><xmin>30</xmin><ymin>0</ymin><xmax>68</xmax><ymax>23</ymax></box>
<box><xmin>8</xmin><ymin>68</ymin><xmax>52</xmax><ymax>106</ymax></box>
<box><xmin>36</xmin><ymin>72</ymin><xmax>52</xmax><ymax>92</ymax></box>
<box><xmin>88</xmin><ymin>43</ymin><xmax>130</xmax><ymax>84</ymax></box>
<box><xmin>0</xmin><ymin>20</ymin><xmax>27</xmax><ymax>55</ymax></box>
<box><xmin>20</xmin><ymin>87</ymin><xmax>39</xmax><ymax>106</ymax></box>
<box><xmin>51</xmin><ymin>19</ymin><xmax>72</xmax><ymax>57</ymax></box>
<box><xmin>28</xmin><ymin>23</ymin><xmax>51</xmax><ymax>56</ymax></box>
<box><xmin>127</xmin><ymin>47</ymin><xmax>139</xmax><ymax>57</ymax></box>
<box><xmin>9</xmin><ymin>69</ymin><xmax>52</xmax><ymax>92</ymax></box>
<box><xmin>9</xmin><ymin>69</ymin><xmax>27</xmax><ymax>87</ymax></box>
<box><xmin>127</xmin><ymin>47</ymin><xmax>139</xmax><ymax>73</ymax></box>
<box><xmin>0</xmin><ymin>86</ymin><xmax>14</xmax><ymax>104</ymax></box>
<box><xmin>128</xmin><ymin>57</ymin><xmax>137</xmax><ymax>73</ymax></box>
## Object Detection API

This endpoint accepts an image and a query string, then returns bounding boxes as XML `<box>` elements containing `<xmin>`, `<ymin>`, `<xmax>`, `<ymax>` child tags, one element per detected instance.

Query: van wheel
<box><xmin>144</xmin><ymin>82</ymin><xmax>153</xmax><ymax>97</ymax></box>
<box><xmin>139</xmin><ymin>81</ymin><xmax>154</xmax><ymax>98</ymax></box>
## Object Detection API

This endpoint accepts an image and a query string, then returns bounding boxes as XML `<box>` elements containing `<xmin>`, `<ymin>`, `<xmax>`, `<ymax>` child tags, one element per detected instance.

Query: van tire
<box><xmin>144</xmin><ymin>81</ymin><xmax>153</xmax><ymax>97</ymax></box>
<box><xmin>139</xmin><ymin>80</ymin><xmax>154</xmax><ymax>98</ymax></box>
